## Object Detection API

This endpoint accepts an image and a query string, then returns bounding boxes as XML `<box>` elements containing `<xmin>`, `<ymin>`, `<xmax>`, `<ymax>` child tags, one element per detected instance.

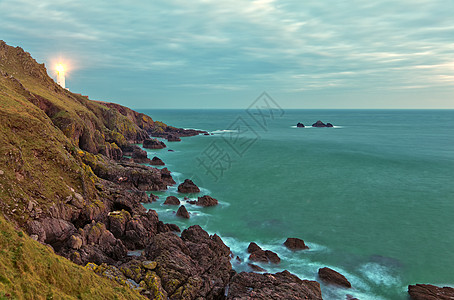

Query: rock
<box><xmin>163</xmin><ymin>196</ymin><xmax>180</xmax><ymax>205</ymax></box>
<box><xmin>167</xmin><ymin>135</ymin><xmax>181</xmax><ymax>142</ymax></box>
<box><xmin>227</xmin><ymin>270</ymin><xmax>322</xmax><ymax>300</ymax></box>
<box><xmin>196</xmin><ymin>195</ymin><xmax>218</xmax><ymax>207</ymax></box>
<box><xmin>142</xmin><ymin>260</ymin><xmax>158</xmax><ymax>270</ymax></box>
<box><xmin>283</xmin><ymin>237</ymin><xmax>309</xmax><ymax>250</ymax></box>
<box><xmin>296</xmin><ymin>122</ymin><xmax>305</xmax><ymax>128</ymax></box>
<box><xmin>312</xmin><ymin>120</ymin><xmax>334</xmax><ymax>127</ymax></box>
<box><xmin>0</xmin><ymin>170</ymin><xmax>4</xmax><ymax>175</ymax></box>
<box><xmin>247</xmin><ymin>242</ymin><xmax>280</xmax><ymax>264</ymax></box>
<box><xmin>69</xmin><ymin>234</ymin><xmax>83</xmax><ymax>250</ymax></box>
<box><xmin>143</xmin><ymin>138</ymin><xmax>166</xmax><ymax>149</ymax></box>
<box><xmin>408</xmin><ymin>284</ymin><xmax>454</xmax><ymax>300</ymax></box>
<box><xmin>248</xmin><ymin>263</ymin><xmax>266</xmax><ymax>272</ymax></box>
<box><xmin>178</xmin><ymin>179</ymin><xmax>200</xmax><ymax>193</ymax></box>
<box><xmin>318</xmin><ymin>267</ymin><xmax>351</xmax><ymax>288</ymax></box>
<box><xmin>148</xmin><ymin>192</ymin><xmax>158</xmax><ymax>202</ymax></box>
<box><xmin>144</xmin><ymin>225</ymin><xmax>231</xmax><ymax>299</ymax></box>
<box><xmin>149</xmin><ymin>156</ymin><xmax>165</xmax><ymax>166</ymax></box>
<box><xmin>204</xmin><ymin>133</ymin><xmax>210</xmax><ymax>136</ymax></box>
<box><xmin>247</xmin><ymin>242</ymin><xmax>262</xmax><ymax>253</ymax></box>
<box><xmin>176</xmin><ymin>205</ymin><xmax>190</xmax><ymax>218</ymax></box>
<box><xmin>187</xmin><ymin>200</ymin><xmax>197</xmax><ymax>205</ymax></box>
<box><xmin>131</xmin><ymin>147</ymin><xmax>151</xmax><ymax>163</ymax></box>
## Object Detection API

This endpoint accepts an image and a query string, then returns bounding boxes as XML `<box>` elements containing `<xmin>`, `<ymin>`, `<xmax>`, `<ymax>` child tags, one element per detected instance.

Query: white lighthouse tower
<box><xmin>56</xmin><ymin>64</ymin><xmax>66</xmax><ymax>88</ymax></box>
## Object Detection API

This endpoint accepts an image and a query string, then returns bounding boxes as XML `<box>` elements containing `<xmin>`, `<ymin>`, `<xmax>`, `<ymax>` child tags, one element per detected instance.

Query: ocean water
<box><xmin>138</xmin><ymin>109</ymin><xmax>454</xmax><ymax>299</ymax></box>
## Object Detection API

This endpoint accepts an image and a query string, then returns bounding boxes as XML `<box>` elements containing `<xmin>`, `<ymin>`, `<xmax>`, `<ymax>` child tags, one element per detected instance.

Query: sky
<box><xmin>1</xmin><ymin>0</ymin><xmax>453</xmax><ymax>109</ymax></box>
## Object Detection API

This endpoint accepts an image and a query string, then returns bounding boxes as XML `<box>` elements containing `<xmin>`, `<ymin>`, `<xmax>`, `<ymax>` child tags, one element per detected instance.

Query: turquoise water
<box><xmin>139</xmin><ymin>109</ymin><xmax>454</xmax><ymax>299</ymax></box>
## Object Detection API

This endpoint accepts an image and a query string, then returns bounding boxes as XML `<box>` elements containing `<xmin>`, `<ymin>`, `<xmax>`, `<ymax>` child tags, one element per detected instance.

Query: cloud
<box><xmin>0</xmin><ymin>0</ymin><xmax>453</xmax><ymax>107</ymax></box>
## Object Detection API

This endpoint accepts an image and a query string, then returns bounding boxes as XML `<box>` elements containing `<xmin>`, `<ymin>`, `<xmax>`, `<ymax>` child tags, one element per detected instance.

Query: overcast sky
<box><xmin>1</xmin><ymin>0</ymin><xmax>453</xmax><ymax>108</ymax></box>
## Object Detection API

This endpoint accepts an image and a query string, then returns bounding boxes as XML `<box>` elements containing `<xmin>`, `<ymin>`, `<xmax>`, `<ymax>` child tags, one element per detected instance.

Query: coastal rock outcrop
<box><xmin>144</xmin><ymin>225</ymin><xmax>231</xmax><ymax>299</ymax></box>
<box><xmin>176</xmin><ymin>205</ymin><xmax>190</xmax><ymax>218</ymax></box>
<box><xmin>163</xmin><ymin>196</ymin><xmax>180</xmax><ymax>205</ymax></box>
<box><xmin>196</xmin><ymin>195</ymin><xmax>218</xmax><ymax>207</ymax></box>
<box><xmin>318</xmin><ymin>267</ymin><xmax>351</xmax><ymax>288</ymax></box>
<box><xmin>297</xmin><ymin>122</ymin><xmax>305</xmax><ymax>128</ymax></box>
<box><xmin>143</xmin><ymin>138</ymin><xmax>166</xmax><ymax>149</ymax></box>
<box><xmin>247</xmin><ymin>242</ymin><xmax>281</xmax><ymax>264</ymax></box>
<box><xmin>131</xmin><ymin>147</ymin><xmax>151</xmax><ymax>164</ymax></box>
<box><xmin>284</xmin><ymin>237</ymin><xmax>309</xmax><ymax>250</ymax></box>
<box><xmin>150</xmin><ymin>156</ymin><xmax>165</xmax><ymax>166</ymax></box>
<box><xmin>227</xmin><ymin>270</ymin><xmax>322</xmax><ymax>299</ymax></box>
<box><xmin>167</xmin><ymin>135</ymin><xmax>181</xmax><ymax>142</ymax></box>
<box><xmin>178</xmin><ymin>179</ymin><xmax>200</xmax><ymax>193</ymax></box>
<box><xmin>312</xmin><ymin>120</ymin><xmax>334</xmax><ymax>127</ymax></box>
<box><xmin>408</xmin><ymin>284</ymin><xmax>454</xmax><ymax>300</ymax></box>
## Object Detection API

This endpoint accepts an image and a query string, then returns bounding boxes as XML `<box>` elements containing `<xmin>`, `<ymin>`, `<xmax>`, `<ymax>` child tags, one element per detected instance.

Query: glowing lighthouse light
<box><xmin>56</xmin><ymin>63</ymin><xmax>66</xmax><ymax>88</ymax></box>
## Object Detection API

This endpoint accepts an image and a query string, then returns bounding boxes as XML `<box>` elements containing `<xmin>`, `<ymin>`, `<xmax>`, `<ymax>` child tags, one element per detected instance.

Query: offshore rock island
<box><xmin>0</xmin><ymin>41</ymin><xmax>450</xmax><ymax>300</ymax></box>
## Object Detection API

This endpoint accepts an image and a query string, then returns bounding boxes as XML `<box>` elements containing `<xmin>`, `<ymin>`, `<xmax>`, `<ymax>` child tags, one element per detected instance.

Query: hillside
<box><xmin>0</xmin><ymin>41</ymin><xmax>175</xmax><ymax>299</ymax></box>
<box><xmin>0</xmin><ymin>41</ymin><xmax>325</xmax><ymax>300</ymax></box>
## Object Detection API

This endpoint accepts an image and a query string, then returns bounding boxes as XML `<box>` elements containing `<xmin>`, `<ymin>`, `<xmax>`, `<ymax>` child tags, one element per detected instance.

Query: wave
<box><xmin>210</xmin><ymin>129</ymin><xmax>240</xmax><ymax>134</ymax></box>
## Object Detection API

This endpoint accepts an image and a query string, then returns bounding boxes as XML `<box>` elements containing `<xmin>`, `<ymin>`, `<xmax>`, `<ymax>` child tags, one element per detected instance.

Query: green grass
<box><xmin>0</xmin><ymin>215</ymin><xmax>145</xmax><ymax>300</ymax></box>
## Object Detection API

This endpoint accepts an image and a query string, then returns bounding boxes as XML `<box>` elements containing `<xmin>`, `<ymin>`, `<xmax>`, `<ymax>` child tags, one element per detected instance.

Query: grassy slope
<box><xmin>0</xmin><ymin>214</ymin><xmax>144</xmax><ymax>300</ymax></box>
<box><xmin>0</xmin><ymin>42</ymin><xmax>147</xmax><ymax>299</ymax></box>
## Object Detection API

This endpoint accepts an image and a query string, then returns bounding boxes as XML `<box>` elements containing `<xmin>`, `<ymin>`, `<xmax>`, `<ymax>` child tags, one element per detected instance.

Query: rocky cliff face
<box><xmin>0</xmin><ymin>41</ymin><xmax>323</xmax><ymax>299</ymax></box>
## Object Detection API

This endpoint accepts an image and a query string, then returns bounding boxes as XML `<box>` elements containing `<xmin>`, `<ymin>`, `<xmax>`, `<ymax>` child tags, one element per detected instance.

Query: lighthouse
<box><xmin>56</xmin><ymin>64</ymin><xmax>66</xmax><ymax>88</ymax></box>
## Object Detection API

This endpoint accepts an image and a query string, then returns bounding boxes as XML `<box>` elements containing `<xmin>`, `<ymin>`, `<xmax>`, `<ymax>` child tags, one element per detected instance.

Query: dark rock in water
<box><xmin>284</xmin><ymin>237</ymin><xmax>309</xmax><ymax>250</ymax></box>
<box><xmin>149</xmin><ymin>156</ymin><xmax>165</xmax><ymax>166</ymax></box>
<box><xmin>196</xmin><ymin>195</ymin><xmax>218</xmax><ymax>207</ymax></box>
<box><xmin>143</xmin><ymin>138</ymin><xmax>166</xmax><ymax>149</ymax></box>
<box><xmin>176</xmin><ymin>205</ymin><xmax>190</xmax><ymax>218</ymax></box>
<box><xmin>131</xmin><ymin>147</ymin><xmax>151</xmax><ymax>163</ymax></box>
<box><xmin>318</xmin><ymin>267</ymin><xmax>351</xmax><ymax>288</ymax></box>
<box><xmin>167</xmin><ymin>135</ymin><xmax>181</xmax><ymax>142</ymax></box>
<box><xmin>296</xmin><ymin>122</ymin><xmax>305</xmax><ymax>128</ymax></box>
<box><xmin>247</xmin><ymin>242</ymin><xmax>280</xmax><ymax>264</ymax></box>
<box><xmin>163</xmin><ymin>196</ymin><xmax>180</xmax><ymax>205</ymax></box>
<box><xmin>408</xmin><ymin>284</ymin><xmax>454</xmax><ymax>300</ymax></box>
<box><xmin>168</xmin><ymin>149</ymin><xmax>174</xmax><ymax>152</ymax></box>
<box><xmin>346</xmin><ymin>294</ymin><xmax>360</xmax><ymax>300</ymax></box>
<box><xmin>227</xmin><ymin>270</ymin><xmax>322</xmax><ymax>300</ymax></box>
<box><xmin>187</xmin><ymin>200</ymin><xmax>197</xmax><ymax>205</ymax></box>
<box><xmin>178</xmin><ymin>179</ymin><xmax>200</xmax><ymax>193</ymax></box>
<box><xmin>248</xmin><ymin>263</ymin><xmax>266</xmax><ymax>272</ymax></box>
<box><xmin>144</xmin><ymin>225</ymin><xmax>231</xmax><ymax>299</ymax></box>
<box><xmin>247</xmin><ymin>242</ymin><xmax>262</xmax><ymax>253</ymax></box>
<box><xmin>204</xmin><ymin>133</ymin><xmax>210</xmax><ymax>136</ymax></box>
<box><xmin>312</xmin><ymin>120</ymin><xmax>334</xmax><ymax>127</ymax></box>
<box><xmin>148</xmin><ymin>192</ymin><xmax>158</xmax><ymax>202</ymax></box>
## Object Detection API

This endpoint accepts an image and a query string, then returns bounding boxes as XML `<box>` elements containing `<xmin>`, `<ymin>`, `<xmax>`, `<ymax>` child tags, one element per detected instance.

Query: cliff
<box><xmin>0</xmin><ymin>41</ymin><xmax>323</xmax><ymax>300</ymax></box>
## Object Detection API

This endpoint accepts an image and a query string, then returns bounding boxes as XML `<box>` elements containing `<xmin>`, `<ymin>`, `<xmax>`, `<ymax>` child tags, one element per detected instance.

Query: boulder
<box><xmin>227</xmin><ymin>270</ymin><xmax>322</xmax><ymax>300</ymax></box>
<box><xmin>178</xmin><ymin>179</ymin><xmax>200</xmax><ymax>193</ymax></box>
<box><xmin>167</xmin><ymin>135</ymin><xmax>181</xmax><ymax>142</ymax></box>
<box><xmin>176</xmin><ymin>205</ymin><xmax>190</xmax><ymax>219</ymax></box>
<box><xmin>247</xmin><ymin>242</ymin><xmax>262</xmax><ymax>253</ymax></box>
<box><xmin>149</xmin><ymin>156</ymin><xmax>165</xmax><ymax>166</ymax></box>
<box><xmin>131</xmin><ymin>147</ymin><xmax>151</xmax><ymax>163</ymax></box>
<box><xmin>247</xmin><ymin>242</ymin><xmax>280</xmax><ymax>264</ymax></box>
<box><xmin>196</xmin><ymin>195</ymin><xmax>218</xmax><ymax>207</ymax></box>
<box><xmin>163</xmin><ymin>196</ymin><xmax>180</xmax><ymax>205</ymax></box>
<box><xmin>248</xmin><ymin>263</ymin><xmax>266</xmax><ymax>272</ymax></box>
<box><xmin>296</xmin><ymin>122</ymin><xmax>305</xmax><ymax>128</ymax></box>
<box><xmin>326</xmin><ymin>123</ymin><xmax>334</xmax><ymax>127</ymax></box>
<box><xmin>144</xmin><ymin>225</ymin><xmax>231</xmax><ymax>299</ymax></box>
<box><xmin>408</xmin><ymin>284</ymin><xmax>454</xmax><ymax>300</ymax></box>
<box><xmin>143</xmin><ymin>138</ymin><xmax>166</xmax><ymax>149</ymax></box>
<box><xmin>283</xmin><ymin>237</ymin><xmax>309</xmax><ymax>250</ymax></box>
<box><xmin>318</xmin><ymin>267</ymin><xmax>351</xmax><ymax>288</ymax></box>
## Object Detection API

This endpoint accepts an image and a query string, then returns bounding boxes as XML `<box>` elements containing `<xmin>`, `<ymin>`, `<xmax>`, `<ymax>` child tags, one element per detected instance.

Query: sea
<box><xmin>137</xmin><ymin>108</ymin><xmax>454</xmax><ymax>299</ymax></box>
